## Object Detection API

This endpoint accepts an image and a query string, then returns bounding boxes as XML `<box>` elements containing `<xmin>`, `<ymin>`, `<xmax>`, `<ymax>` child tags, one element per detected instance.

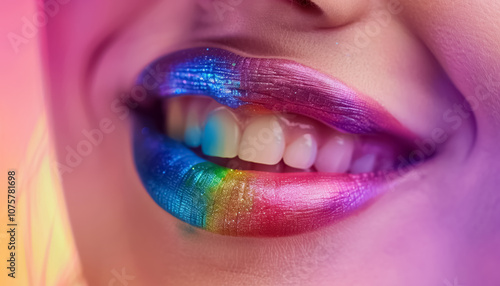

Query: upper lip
<box><xmin>133</xmin><ymin>47</ymin><xmax>418</xmax><ymax>237</ymax></box>
<box><xmin>138</xmin><ymin>46</ymin><xmax>415</xmax><ymax>141</ymax></box>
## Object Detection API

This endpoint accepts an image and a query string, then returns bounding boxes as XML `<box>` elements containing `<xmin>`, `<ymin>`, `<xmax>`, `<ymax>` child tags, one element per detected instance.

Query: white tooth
<box><xmin>183</xmin><ymin>99</ymin><xmax>208</xmax><ymax>148</ymax></box>
<box><xmin>165</xmin><ymin>97</ymin><xmax>186</xmax><ymax>141</ymax></box>
<box><xmin>238</xmin><ymin>115</ymin><xmax>285</xmax><ymax>165</ymax></box>
<box><xmin>350</xmin><ymin>154</ymin><xmax>377</xmax><ymax>174</ymax></box>
<box><xmin>314</xmin><ymin>134</ymin><xmax>354</xmax><ymax>173</ymax></box>
<box><xmin>283</xmin><ymin>134</ymin><xmax>318</xmax><ymax>169</ymax></box>
<box><xmin>201</xmin><ymin>107</ymin><xmax>241</xmax><ymax>158</ymax></box>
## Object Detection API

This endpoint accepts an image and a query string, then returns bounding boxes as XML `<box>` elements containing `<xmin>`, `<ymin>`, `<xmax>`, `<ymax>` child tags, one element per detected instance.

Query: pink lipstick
<box><xmin>133</xmin><ymin>47</ymin><xmax>416</xmax><ymax>237</ymax></box>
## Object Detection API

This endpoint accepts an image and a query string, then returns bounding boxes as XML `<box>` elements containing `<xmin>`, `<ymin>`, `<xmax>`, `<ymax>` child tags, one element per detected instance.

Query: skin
<box><xmin>43</xmin><ymin>0</ymin><xmax>500</xmax><ymax>285</ymax></box>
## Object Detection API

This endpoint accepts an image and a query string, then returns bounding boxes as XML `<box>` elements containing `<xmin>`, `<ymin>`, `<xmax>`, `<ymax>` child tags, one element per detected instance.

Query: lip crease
<box><xmin>132</xmin><ymin>47</ymin><xmax>416</xmax><ymax>237</ymax></box>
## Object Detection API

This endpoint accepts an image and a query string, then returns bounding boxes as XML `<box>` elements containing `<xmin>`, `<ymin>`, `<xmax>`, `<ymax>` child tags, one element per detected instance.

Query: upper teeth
<box><xmin>314</xmin><ymin>135</ymin><xmax>354</xmax><ymax>173</ymax></box>
<box><xmin>202</xmin><ymin>107</ymin><xmax>241</xmax><ymax>158</ymax></box>
<box><xmin>283</xmin><ymin>133</ymin><xmax>318</xmax><ymax>169</ymax></box>
<box><xmin>239</xmin><ymin>115</ymin><xmax>285</xmax><ymax>165</ymax></box>
<box><xmin>165</xmin><ymin>96</ymin><xmax>386</xmax><ymax>173</ymax></box>
<box><xmin>183</xmin><ymin>99</ymin><xmax>206</xmax><ymax>148</ymax></box>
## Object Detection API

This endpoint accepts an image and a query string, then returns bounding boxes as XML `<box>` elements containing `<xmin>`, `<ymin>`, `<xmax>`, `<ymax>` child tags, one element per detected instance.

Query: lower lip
<box><xmin>133</xmin><ymin>119</ymin><xmax>397</xmax><ymax>237</ymax></box>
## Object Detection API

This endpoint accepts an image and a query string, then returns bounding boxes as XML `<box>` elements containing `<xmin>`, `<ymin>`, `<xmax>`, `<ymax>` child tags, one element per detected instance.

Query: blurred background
<box><xmin>0</xmin><ymin>1</ymin><xmax>83</xmax><ymax>285</ymax></box>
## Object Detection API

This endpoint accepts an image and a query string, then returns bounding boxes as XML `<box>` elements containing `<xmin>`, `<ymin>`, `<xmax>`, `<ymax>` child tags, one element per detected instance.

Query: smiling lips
<box><xmin>132</xmin><ymin>47</ymin><xmax>416</xmax><ymax>237</ymax></box>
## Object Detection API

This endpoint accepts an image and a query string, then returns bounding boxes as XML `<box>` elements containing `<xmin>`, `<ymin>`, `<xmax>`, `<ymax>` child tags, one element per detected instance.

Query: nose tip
<box><xmin>194</xmin><ymin>0</ymin><xmax>376</xmax><ymax>37</ymax></box>
<box><xmin>311</xmin><ymin>0</ymin><xmax>371</xmax><ymax>28</ymax></box>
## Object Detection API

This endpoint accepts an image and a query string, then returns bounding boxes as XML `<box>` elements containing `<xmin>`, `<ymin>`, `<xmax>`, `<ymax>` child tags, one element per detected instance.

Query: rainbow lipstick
<box><xmin>133</xmin><ymin>47</ymin><xmax>411</xmax><ymax>237</ymax></box>
<box><xmin>135</xmin><ymin>125</ymin><xmax>388</xmax><ymax>236</ymax></box>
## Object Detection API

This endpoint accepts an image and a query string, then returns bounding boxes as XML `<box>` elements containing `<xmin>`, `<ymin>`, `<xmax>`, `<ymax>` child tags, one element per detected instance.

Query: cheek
<box><xmin>398</xmin><ymin>0</ymin><xmax>500</xmax><ymax>273</ymax></box>
<box><xmin>43</xmin><ymin>1</ymin><xmax>192</xmax><ymax>279</ymax></box>
<box><xmin>400</xmin><ymin>0</ymin><xmax>500</xmax><ymax>133</ymax></box>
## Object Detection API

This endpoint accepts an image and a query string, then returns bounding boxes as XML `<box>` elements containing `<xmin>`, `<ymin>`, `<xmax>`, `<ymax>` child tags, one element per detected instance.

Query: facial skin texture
<box><xmin>43</xmin><ymin>0</ymin><xmax>500</xmax><ymax>285</ymax></box>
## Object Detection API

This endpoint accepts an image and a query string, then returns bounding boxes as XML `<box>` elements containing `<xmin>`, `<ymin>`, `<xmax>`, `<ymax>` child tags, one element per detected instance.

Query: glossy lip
<box><xmin>133</xmin><ymin>47</ymin><xmax>415</xmax><ymax>237</ymax></box>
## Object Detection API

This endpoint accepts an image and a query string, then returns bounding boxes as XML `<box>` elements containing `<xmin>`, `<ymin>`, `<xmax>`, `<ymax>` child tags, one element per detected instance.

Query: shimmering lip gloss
<box><xmin>133</xmin><ymin>47</ymin><xmax>412</xmax><ymax>237</ymax></box>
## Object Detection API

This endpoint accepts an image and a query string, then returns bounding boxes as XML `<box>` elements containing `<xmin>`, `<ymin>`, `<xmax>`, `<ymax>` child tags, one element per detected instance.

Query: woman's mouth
<box><xmin>132</xmin><ymin>47</ymin><xmax>426</xmax><ymax>237</ymax></box>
